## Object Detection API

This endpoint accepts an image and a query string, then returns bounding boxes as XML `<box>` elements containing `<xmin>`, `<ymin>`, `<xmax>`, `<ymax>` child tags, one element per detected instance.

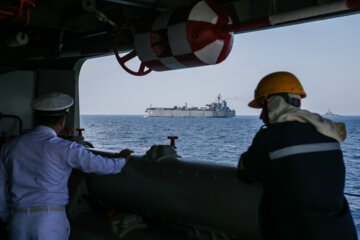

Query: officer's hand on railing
<box><xmin>117</xmin><ymin>149</ymin><xmax>134</xmax><ymax>163</ymax></box>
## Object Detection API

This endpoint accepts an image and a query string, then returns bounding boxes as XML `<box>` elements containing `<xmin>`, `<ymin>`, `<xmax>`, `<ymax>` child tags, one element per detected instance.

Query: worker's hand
<box><xmin>118</xmin><ymin>149</ymin><xmax>134</xmax><ymax>163</ymax></box>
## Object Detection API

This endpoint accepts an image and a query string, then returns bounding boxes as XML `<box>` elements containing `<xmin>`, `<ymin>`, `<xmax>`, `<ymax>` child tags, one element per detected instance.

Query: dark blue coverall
<box><xmin>238</xmin><ymin>121</ymin><xmax>357</xmax><ymax>240</ymax></box>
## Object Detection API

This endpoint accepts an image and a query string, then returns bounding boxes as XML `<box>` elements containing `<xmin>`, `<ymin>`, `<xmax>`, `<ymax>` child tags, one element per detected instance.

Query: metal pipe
<box><xmin>27</xmin><ymin>33</ymin><xmax>132</xmax><ymax>61</ymax></box>
<box><xmin>104</xmin><ymin>0</ymin><xmax>193</xmax><ymax>11</ymax></box>
<box><xmin>223</xmin><ymin>0</ymin><xmax>360</xmax><ymax>33</ymax></box>
<box><xmin>105</xmin><ymin>0</ymin><xmax>161</xmax><ymax>10</ymax></box>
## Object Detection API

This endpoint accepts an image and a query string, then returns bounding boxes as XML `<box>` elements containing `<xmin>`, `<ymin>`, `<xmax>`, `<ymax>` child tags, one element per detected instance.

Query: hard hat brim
<box><xmin>248</xmin><ymin>99</ymin><xmax>262</xmax><ymax>109</ymax></box>
<box><xmin>249</xmin><ymin>72</ymin><xmax>307</xmax><ymax>109</ymax></box>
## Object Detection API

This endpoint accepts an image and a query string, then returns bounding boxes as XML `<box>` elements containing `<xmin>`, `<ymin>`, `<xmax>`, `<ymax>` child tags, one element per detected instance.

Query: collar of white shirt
<box><xmin>35</xmin><ymin>125</ymin><xmax>57</xmax><ymax>137</ymax></box>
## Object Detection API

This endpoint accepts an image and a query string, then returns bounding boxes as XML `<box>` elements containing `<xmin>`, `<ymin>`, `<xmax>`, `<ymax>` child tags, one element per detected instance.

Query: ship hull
<box><xmin>146</xmin><ymin>109</ymin><xmax>235</xmax><ymax>118</ymax></box>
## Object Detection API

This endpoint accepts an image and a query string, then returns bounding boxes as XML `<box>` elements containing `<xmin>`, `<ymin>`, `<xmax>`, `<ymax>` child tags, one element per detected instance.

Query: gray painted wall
<box><xmin>0</xmin><ymin>62</ymin><xmax>84</xmax><ymax>138</ymax></box>
<box><xmin>0</xmin><ymin>71</ymin><xmax>35</xmax><ymax>137</ymax></box>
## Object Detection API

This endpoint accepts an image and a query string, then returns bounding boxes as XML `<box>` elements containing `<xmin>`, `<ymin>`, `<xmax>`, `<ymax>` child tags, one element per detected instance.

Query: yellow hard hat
<box><xmin>248</xmin><ymin>72</ymin><xmax>306</xmax><ymax>108</ymax></box>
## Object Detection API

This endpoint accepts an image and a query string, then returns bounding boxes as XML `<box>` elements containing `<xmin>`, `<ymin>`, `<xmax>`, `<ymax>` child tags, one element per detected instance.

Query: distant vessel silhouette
<box><xmin>145</xmin><ymin>94</ymin><xmax>235</xmax><ymax>118</ymax></box>
<box><xmin>324</xmin><ymin>109</ymin><xmax>341</xmax><ymax>117</ymax></box>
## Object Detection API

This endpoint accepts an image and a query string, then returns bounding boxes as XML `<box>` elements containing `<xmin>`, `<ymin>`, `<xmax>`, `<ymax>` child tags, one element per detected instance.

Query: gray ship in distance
<box><xmin>145</xmin><ymin>94</ymin><xmax>236</xmax><ymax>118</ymax></box>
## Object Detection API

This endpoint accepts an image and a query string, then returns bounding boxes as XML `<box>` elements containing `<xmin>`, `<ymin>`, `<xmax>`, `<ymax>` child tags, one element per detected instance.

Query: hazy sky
<box><xmin>79</xmin><ymin>13</ymin><xmax>360</xmax><ymax>116</ymax></box>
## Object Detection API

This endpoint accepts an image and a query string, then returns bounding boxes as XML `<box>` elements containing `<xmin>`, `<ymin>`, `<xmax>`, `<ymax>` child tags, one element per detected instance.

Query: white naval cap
<box><xmin>31</xmin><ymin>93</ymin><xmax>74</xmax><ymax>115</ymax></box>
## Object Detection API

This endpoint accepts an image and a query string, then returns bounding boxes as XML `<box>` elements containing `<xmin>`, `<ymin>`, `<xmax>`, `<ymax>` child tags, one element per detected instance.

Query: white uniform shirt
<box><xmin>0</xmin><ymin>125</ymin><xmax>126</xmax><ymax>222</ymax></box>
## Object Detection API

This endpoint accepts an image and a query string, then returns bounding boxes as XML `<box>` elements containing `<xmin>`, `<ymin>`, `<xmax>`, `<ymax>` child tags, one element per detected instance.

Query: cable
<box><xmin>345</xmin><ymin>192</ymin><xmax>360</xmax><ymax>197</ymax></box>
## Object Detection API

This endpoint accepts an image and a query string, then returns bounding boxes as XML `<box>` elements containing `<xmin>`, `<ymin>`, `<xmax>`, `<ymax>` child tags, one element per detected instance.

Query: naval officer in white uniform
<box><xmin>0</xmin><ymin>93</ymin><xmax>132</xmax><ymax>239</ymax></box>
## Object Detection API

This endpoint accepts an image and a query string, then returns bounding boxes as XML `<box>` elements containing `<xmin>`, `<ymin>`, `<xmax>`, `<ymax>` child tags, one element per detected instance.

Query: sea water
<box><xmin>81</xmin><ymin>115</ymin><xmax>360</xmax><ymax>235</ymax></box>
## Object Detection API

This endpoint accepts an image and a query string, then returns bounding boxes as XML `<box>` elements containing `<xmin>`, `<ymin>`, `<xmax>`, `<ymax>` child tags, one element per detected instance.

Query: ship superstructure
<box><xmin>324</xmin><ymin>109</ymin><xmax>342</xmax><ymax>117</ymax></box>
<box><xmin>145</xmin><ymin>95</ymin><xmax>236</xmax><ymax>118</ymax></box>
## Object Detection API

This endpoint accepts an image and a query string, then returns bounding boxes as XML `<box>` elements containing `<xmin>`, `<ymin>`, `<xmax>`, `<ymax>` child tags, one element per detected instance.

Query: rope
<box><xmin>0</xmin><ymin>0</ymin><xmax>35</xmax><ymax>25</ymax></box>
<box><xmin>345</xmin><ymin>192</ymin><xmax>360</xmax><ymax>197</ymax></box>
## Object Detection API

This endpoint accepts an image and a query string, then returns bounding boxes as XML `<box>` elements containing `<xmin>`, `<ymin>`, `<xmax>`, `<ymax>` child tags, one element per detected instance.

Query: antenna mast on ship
<box><xmin>217</xmin><ymin>94</ymin><xmax>221</xmax><ymax>103</ymax></box>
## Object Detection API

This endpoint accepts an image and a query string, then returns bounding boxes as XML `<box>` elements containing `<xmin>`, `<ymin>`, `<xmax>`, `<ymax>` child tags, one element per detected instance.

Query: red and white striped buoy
<box><xmin>133</xmin><ymin>0</ymin><xmax>233</xmax><ymax>72</ymax></box>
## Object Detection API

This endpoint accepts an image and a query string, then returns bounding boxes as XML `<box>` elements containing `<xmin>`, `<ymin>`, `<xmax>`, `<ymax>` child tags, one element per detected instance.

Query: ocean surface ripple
<box><xmin>81</xmin><ymin>115</ymin><xmax>360</xmax><ymax>235</ymax></box>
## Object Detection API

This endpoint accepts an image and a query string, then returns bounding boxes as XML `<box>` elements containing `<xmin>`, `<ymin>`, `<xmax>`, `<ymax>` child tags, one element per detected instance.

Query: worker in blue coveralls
<box><xmin>237</xmin><ymin>72</ymin><xmax>357</xmax><ymax>240</ymax></box>
<box><xmin>0</xmin><ymin>92</ymin><xmax>133</xmax><ymax>240</ymax></box>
